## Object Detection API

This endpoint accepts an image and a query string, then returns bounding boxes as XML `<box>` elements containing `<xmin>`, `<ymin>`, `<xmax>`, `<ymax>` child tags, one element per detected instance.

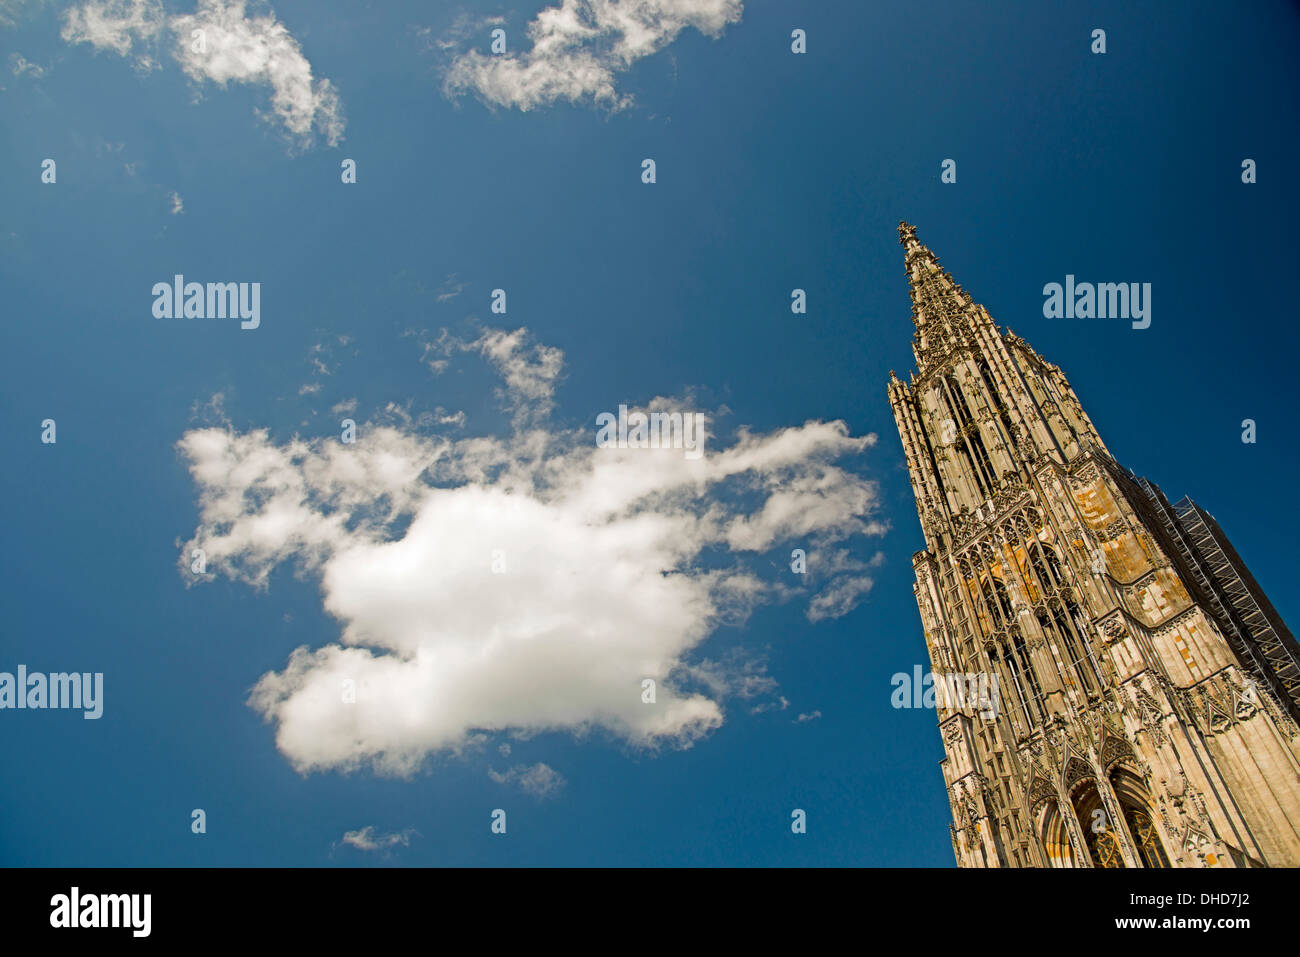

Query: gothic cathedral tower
<box><xmin>887</xmin><ymin>223</ymin><xmax>1300</xmax><ymax>867</ymax></box>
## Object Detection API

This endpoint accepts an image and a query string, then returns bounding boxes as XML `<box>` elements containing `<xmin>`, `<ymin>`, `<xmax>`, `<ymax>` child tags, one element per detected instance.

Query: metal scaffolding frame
<box><xmin>1132</xmin><ymin>474</ymin><xmax>1300</xmax><ymax>724</ymax></box>
<box><xmin>1173</xmin><ymin>498</ymin><xmax>1300</xmax><ymax>709</ymax></box>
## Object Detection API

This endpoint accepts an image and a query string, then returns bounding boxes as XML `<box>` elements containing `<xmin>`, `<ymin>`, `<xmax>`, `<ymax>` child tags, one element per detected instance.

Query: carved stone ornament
<box><xmin>1100</xmin><ymin>733</ymin><xmax>1135</xmax><ymax>770</ymax></box>
<box><xmin>1099</xmin><ymin>614</ymin><xmax>1126</xmax><ymax>642</ymax></box>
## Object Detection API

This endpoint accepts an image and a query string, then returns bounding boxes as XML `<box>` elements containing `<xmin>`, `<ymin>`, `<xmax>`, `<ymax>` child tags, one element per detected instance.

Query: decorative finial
<box><xmin>898</xmin><ymin>221</ymin><xmax>918</xmax><ymax>246</ymax></box>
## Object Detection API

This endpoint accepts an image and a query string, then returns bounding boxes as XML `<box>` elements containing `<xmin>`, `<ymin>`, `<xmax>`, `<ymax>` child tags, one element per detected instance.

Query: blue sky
<box><xmin>1</xmin><ymin>0</ymin><xmax>1297</xmax><ymax>867</ymax></box>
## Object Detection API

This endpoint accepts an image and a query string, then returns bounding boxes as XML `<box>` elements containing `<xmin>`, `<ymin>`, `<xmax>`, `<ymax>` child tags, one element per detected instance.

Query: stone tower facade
<box><xmin>887</xmin><ymin>223</ymin><xmax>1300</xmax><ymax>867</ymax></box>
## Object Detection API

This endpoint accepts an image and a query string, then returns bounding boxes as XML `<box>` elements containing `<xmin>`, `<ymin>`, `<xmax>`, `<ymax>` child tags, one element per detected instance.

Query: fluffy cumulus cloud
<box><xmin>178</xmin><ymin>327</ymin><xmax>884</xmax><ymax>776</ymax></box>
<box><xmin>443</xmin><ymin>0</ymin><xmax>744</xmax><ymax>111</ymax></box>
<box><xmin>171</xmin><ymin>0</ymin><xmax>343</xmax><ymax>146</ymax></box>
<box><xmin>60</xmin><ymin>0</ymin><xmax>342</xmax><ymax>146</ymax></box>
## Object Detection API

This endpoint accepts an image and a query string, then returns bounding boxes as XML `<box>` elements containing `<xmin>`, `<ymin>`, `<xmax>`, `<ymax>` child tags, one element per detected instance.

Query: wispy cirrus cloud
<box><xmin>61</xmin><ymin>0</ymin><xmax>342</xmax><ymax>147</ymax></box>
<box><xmin>9</xmin><ymin>53</ymin><xmax>47</xmax><ymax>77</ymax></box>
<box><xmin>441</xmin><ymin>0</ymin><xmax>744</xmax><ymax>111</ymax></box>
<box><xmin>489</xmin><ymin>762</ymin><xmax>566</xmax><ymax>799</ymax></box>
<box><xmin>61</xmin><ymin>0</ymin><xmax>165</xmax><ymax>68</ymax></box>
<box><xmin>422</xmin><ymin>326</ymin><xmax>564</xmax><ymax>427</ymax></box>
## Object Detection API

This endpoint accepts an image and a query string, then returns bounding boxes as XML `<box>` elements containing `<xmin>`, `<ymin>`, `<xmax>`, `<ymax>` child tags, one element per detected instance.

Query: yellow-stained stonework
<box><xmin>888</xmin><ymin>223</ymin><xmax>1300</xmax><ymax>867</ymax></box>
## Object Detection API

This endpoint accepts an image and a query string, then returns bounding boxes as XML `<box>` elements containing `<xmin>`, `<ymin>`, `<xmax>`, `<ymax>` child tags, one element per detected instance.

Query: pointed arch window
<box><xmin>991</xmin><ymin>634</ymin><xmax>1043</xmax><ymax>729</ymax></box>
<box><xmin>1109</xmin><ymin>768</ymin><xmax>1171</xmax><ymax>868</ymax></box>
<box><xmin>1072</xmin><ymin>781</ymin><xmax>1125</xmax><ymax>868</ymax></box>
<box><xmin>977</xmin><ymin>358</ymin><xmax>1016</xmax><ymax>440</ymax></box>
<box><xmin>981</xmin><ymin>574</ymin><xmax>1013</xmax><ymax>626</ymax></box>
<box><xmin>938</xmin><ymin>375</ymin><xmax>999</xmax><ymax>499</ymax></box>
<box><xmin>1021</xmin><ymin>539</ymin><xmax>1104</xmax><ymax>696</ymax></box>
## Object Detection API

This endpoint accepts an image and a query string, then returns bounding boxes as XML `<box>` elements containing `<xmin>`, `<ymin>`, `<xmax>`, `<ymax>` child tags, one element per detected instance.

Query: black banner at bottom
<box><xmin>0</xmin><ymin>866</ymin><xmax>1279</xmax><ymax>942</ymax></box>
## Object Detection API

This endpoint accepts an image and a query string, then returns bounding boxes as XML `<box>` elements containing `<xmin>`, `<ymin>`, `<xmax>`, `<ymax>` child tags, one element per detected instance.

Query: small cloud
<box><xmin>60</xmin><ymin>0</ymin><xmax>165</xmax><ymax>71</ymax></box>
<box><xmin>331</xmin><ymin>397</ymin><xmax>358</xmax><ymax>415</ymax></box>
<box><xmin>168</xmin><ymin>190</ymin><xmax>183</xmax><ymax>215</ymax></box>
<box><xmin>420</xmin><ymin>326</ymin><xmax>562</xmax><ymax>427</ymax></box>
<box><xmin>435</xmin><ymin>273</ymin><xmax>468</xmax><ymax>302</ymax></box>
<box><xmin>441</xmin><ymin>0</ymin><xmax>743</xmax><ymax>113</ymax></box>
<box><xmin>751</xmin><ymin>695</ymin><xmax>789</xmax><ymax>715</ymax></box>
<box><xmin>189</xmin><ymin>391</ymin><xmax>230</xmax><ymax>427</ymax></box>
<box><xmin>418</xmin><ymin>12</ymin><xmax>504</xmax><ymax>55</ymax></box>
<box><xmin>795</xmin><ymin>710</ymin><xmax>822</xmax><ymax>723</ymax></box>
<box><xmin>172</xmin><ymin>0</ymin><xmax>344</xmax><ymax>148</ymax></box>
<box><xmin>9</xmin><ymin>54</ymin><xmax>45</xmax><ymax>78</ymax></box>
<box><xmin>61</xmin><ymin>0</ymin><xmax>344</xmax><ymax>147</ymax></box>
<box><xmin>339</xmin><ymin>825</ymin><xmax>416</xmax><ymax>852</ymax></box>
<box><xmin>497</xmin><ymin>742</ymin><xmax>511</xmax><ymax>757</ymax></box>
<box><xmin>806</xmin><ymin>573</ymin><xmax>876</xmax><ymax>622</ymax></box>
<box><xmin>309</xmin><ymin>341</ymin><xmax>335</xmax><ymax>376</ymax></box>
<box><xmin>434</xmin><ymin>407</ymin><xmax>466</xmax><ymax>429</ymax></box>
<box><xmin>687</xmin><ymin>650</ymin><xmax>779</xmax><ymax>704</ymax></box>
<box><xmin>489</xmin><ymin>762</ymin><xmax>565</xmax><ymax>800</ymax></box>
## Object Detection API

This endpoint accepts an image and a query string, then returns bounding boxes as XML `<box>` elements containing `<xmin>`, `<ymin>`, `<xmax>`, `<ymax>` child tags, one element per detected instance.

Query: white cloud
<box><xmin>802</xmin><ymin>549</ymin><xmax>885</xmax><ymax>621</ymax></box>
<box><xmin>171</xmin><ymin>0</ymin><xmax>343</xmax><ymax>147</ymax></box>
<box><xmin>424</xmin><ymin>327</ymin><xmax>563</xmax><ymax>427</ymax></box>
<box><xmin>442</xmin><ymin>0</ymin><xmax>743</xmax><ymax>111</ymax></box>
<box><xmin>688</xmin><ymin>650</ymin><xmax>779</xmax><ymax>704</ymax></box>
<box><xmin>168</xmin><ymin>190</ymin><xmax>183</xmax><ymax>214</ymax></box>
<box><xmin>435</xmin><ymin>273</ymin><xmax>468</xmax><ymax>302</ymax></box>
<box><xmin>434</xmin><ymin>408</ymin><xmax>466</xmax><ymax>429</ymax></box>
<box><xmin>750</xmin><ymin>694</ymin><xmax>789</xmax><ymax>715</ymax></box>
<box><xmin>806</xmin><ymin>574</ymin><xmax>875</xmax><ymax>622</ymax></box>
<box><xmin>9</xmin><ymin>54</ymin><xmax>46</xmax><ymax>77</ymax></box>
<box><xmin>60</xmin><ymin>0</ymin><xmax>164</xmax><ymax>69</ymax></box>
<box><xmin>489</xmin><ymin>762</ymin><xmax>565</xmax><ymax>799</ymax></box>
<box><xmin>339</xmin><ymin>825</ymin><xmax>415</xmax><ymax>852</ymax></box>
<box><xmin>178</xmin><ymin>327</ymin><xmax>884</xmax><ymax>776</ymax></box>
<box><xmin>61</xmin><ymin>0</ymin><xmax>342</xmax><ymax>146</ymax></box>
<box><xmin>795</xmin><ymin>710</ymin><xmax>821</xmax><ymax>723</ymax></box>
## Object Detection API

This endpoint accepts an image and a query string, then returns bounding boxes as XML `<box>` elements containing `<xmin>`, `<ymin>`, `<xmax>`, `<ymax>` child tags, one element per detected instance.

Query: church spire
<box><xmin>898</xmin><ymin>221</ymin><xmax>982</xmax><ymax>371</ymax></box>
<box><xmin>898</xmin><ymin>221</ymin><xmax>975</xmax><ymax>331</ymax></box>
